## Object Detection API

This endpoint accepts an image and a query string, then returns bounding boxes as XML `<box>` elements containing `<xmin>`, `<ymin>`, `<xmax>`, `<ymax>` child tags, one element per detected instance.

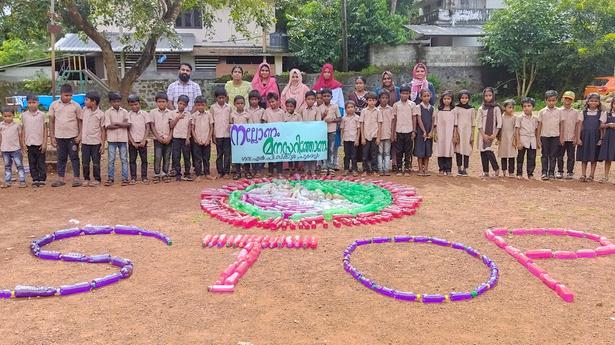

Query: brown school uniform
<box><xmin>435</xmin><ymin>108</ymin><xmax>456</xmax><ymax>158</ymax></box>
<box><xmin>498</xmin><ymin>114</ymin><xmax>517</xmax><ymax>158</ymax></box>
<box><xmin>559</xmin><ymin>107</ymin><xmax>582</xmax><ymax>142</ymax></box>
<box><xmin>516</xmin><ymin>114</ymin><xmax>539</xmax><ymax>149</ymax></box>
<box><xmin>149</xmin><ymin>108</ymin><xmax>172</xmax><ymax>140</ymax></box>
<box><xmin>262</xmin><ymin>107</ymin><xmax>285</xmax><ymax>123</ymax></box>
<box><xmin>378</xmin><ymin>105</ymin><xmax>394</xmax><ymax>140</ymax></box>
<box><xmin>49</xmin><ymin>100</ymin><xmax>82</xmax><ymax>139</ymax></box>
<box><xmin>246</xmin><ymin>106</ymin><xmax>264</xmax><ymax>124</ymax></box>
<box><xmin>81</xmin><ymin>107</ymin><xmax>105</xmax><ymax>145</ymax></box>
<box><xmin>232</xmin><ymin>110</ymin><xmax>251</xmax><ymax>125</ymax></box>
<box><xmin>320</xmin><ymin>103</ymin><xmax>340</xmax><ymax>133</ymax></box>
<box><xmin>393</xmin><ymin>100</ymin><xmax>415</xmax><ymax>133</ymax></box>
<box><xmin>477</xmin><ymin>105</ymin><xmax>502</xmax><ymax>152</ymax></box>
<box><xmin>21</xmin><ymin>110</ymin><xmax>46</xmax><ymax>146</ymax></box>
<box><xmin>301</xmin><ymin>105</ymin><xmax>321</xmax><ymax>122</ymax></box>
<box><xmin>360</xmin><ymin>107</ymin><xmax>383</xmax><ymax>140</ymax></box>
<box><xmin>284</xmin><ymin>112</ymin><xmax>303</xmax><ymax>122</ymax></box>
<box><xmin>171</xmin><ymin>110</ymin><xmax>192</xmax><ymax>139</ymax></box>
<box><xmin>341</xmin><ymin>114</ymin><xmax>360</xmax><ymax>142</ymax></box>
<box><xmin>128</xmin><ymin>110</ymin><xmax>151</xmax><ymax>143</ymax></box>
<box><xmin>454</xmin><ymin>107</ymin><xmax>475</xmax><ymax>156</ymax></box>
<box><xmin>538</xmin><ymin>107</ymin><xmax>561</xmax><ymax>137</ymax></box>
<box><xmin>0</xmin><ymin>121</ymin><xmax>21</xmax><ymax>152</ymax></box>
<box><xmin>211</xmin><ymin>103</ymin><xmax>232</xmax><ymax>138</ymax></box>
<box><xmin>104</xmin><ymin>107</ymin><xmax>129</xmax><ymax>143</ymax></box>
<box><xmin>192</xmin><ymin>111</ymin><xmax>214</xmax><ymax>144</ymax></box>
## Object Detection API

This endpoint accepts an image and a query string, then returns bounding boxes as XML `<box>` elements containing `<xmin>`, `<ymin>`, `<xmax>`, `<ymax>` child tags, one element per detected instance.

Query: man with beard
<box><xmin>166</xmin><ymin>63</ymin><xmax>202</xmax><ymax>112</ymax></box>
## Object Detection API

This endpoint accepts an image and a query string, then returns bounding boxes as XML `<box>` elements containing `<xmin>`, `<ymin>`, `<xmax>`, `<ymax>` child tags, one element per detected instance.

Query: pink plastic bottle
<box><xmin>208</xmin><ymin>235</ymin><xmax>219</xmax><ymax>248</ymax></box>
<box><xmin>525</xmin><ymin>249</ymin><xmax>553</xmax><ymax>259</ymax></box>
<box><xmin>555</xmin><ymin>284</ymin><xmax>574</xmax><ymax>302</ymax></box>
<box><xmin>553</xmin><ymin>251</ymin><xmax>577</xmax><ymax>259</ymax></box>
<box><xmin>208</xmin><ymin>285</ymin><xmax>235</xmax><ymax>293</ymax></box>
<box><xmin>224</xmin><ymin>272</ymin><xmax>240</xmax><ymax>285</ymax></box>
<box><xmin>202</xmin><ymin>234</ymin><xmax>213</xmax><ymax>247</ymax></box>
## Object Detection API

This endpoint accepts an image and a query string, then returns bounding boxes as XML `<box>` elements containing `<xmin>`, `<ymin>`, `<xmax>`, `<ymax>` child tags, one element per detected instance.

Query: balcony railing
<box><xmin>414</xmin><ymin>8</ymin><xmax>496</xmax><ymax>25</ymax></box>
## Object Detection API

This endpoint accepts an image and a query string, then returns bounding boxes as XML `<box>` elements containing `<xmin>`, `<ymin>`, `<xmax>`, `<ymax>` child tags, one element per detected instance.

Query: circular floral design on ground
<box><xmin>343</xmin><ymin>235</ymin><xmax>499</xmax><ymax>303</ymax></box>
<box><xmin>200</xmin><ymin>177</ymin><xmax>422</xmax><ymax>230</ymax></box>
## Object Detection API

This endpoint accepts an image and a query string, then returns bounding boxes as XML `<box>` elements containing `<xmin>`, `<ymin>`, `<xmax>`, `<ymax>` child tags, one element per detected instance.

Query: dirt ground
<box><xmin>1</xmin><ymin>155</ymin><xmax>614</xmax><ymax>345</ymax></box>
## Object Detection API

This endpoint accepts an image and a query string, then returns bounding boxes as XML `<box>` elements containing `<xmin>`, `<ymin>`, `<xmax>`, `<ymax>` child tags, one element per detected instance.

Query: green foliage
<box><xmin>0</xmin><ymin>38</ymin><xmax>47</xmax><ymax>66</ymax></box>
<box><xmin>23</xmin><ymin>71</ymin><xmax>52</xmax><ymax>94</ymax></box>
<box><xmin>427</xmin><ymin>74</ymin><xmax>441</xmax><ymax>93</ymax></box>
<box><xmin>0</xmin><ymin>0</ymin><xmax>50</xmax><ymax>43</ymax></box>
<box><xmin>287</xmin><ymin>0</ymin><xmax>409</xmax><ymax>72</ymax></box>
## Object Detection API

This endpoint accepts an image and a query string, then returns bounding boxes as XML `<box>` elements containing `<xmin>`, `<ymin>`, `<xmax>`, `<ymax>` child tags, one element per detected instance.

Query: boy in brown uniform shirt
<box><xmin>558</xmin><ymin>91</ymin><xmax>582</xmax><ymax>179</ymax></box>
<box><xmin>263</xmin><ymin>92</ymin><xmax>285</xmax><ymax>177</ymax></box>
<box><xmin>21</xmin><ymin>94</ymin><xmax>48</xmax><ymax>186</ymax></box>
<box><xmin>49</xmin><ymin>83</ymin><xmax>82</xmax><ymax>187</ymax></box>
<box><xmin>537</xmin><ymin>90</ymin><xmax>563</xmax><ymax>180</ymax></box>
<box><xmin>191</xmin><ymin>96</ymin><xmax>215</xmax><ymax>180</ymax></box>
<box><xmin>320</xmin><ymin>88</ymin><xmax>341</xmax><ymax>175</ymax></box>
<box><xmin>127</xmin><ymin>94</ymin><xmax>151</xmax><ymax>184</ymax></box>
<box><xmin>150</xmin><ymin>92</ymin><xmax>173</xmax><ymax>183</ymax></box>
<box><xmin>360</xmin><ymin>92</ymin><xmax>383</xmax><ymax>175</ymax></box>
<box><xmin>104</xmin><ymin>91</ymin><xmax>130</xmax><ymax>186</ymax></box>
<box><xmin>81</xmin><ymin>91</ymin><xmax>105</xmax><ymax>186</ymax></box>
<box><xmin>170</xmin><ymin>94</ymin><xmax>193</xmax><ymax>181</ymax></box>
<box><xmin>231</xmin><ymin>95</ymin><xmax>252</xmax><ymax>179</ymax></box>
<box><xmin>212</xmin><ymin>87</ymin><xmax>232</xmax><ymax>178</ymax></box>
<box><xmin>0</xmin><ymin>106</ymin><xmax>26</xmax><ymax>188</ymax></box>
<box><xmin>301</xmin><ymin>91</ymin><xmax>321</xmax><ymax>175</ymax></box>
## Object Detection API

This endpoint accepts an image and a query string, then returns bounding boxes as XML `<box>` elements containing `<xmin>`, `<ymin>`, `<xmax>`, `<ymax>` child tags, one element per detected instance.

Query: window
<box><xmin>194</xmin><ymin>56</ymin><xmax>218</xmax><ymax>71</ymax></box>
<box><xmin>224</xmin><ymin>56</ymin><xmax>275</xmax><ymax>65</ymax></box>
<box><xmin>175</xmin><ymin>10</ymin><xmax>202</xmax><ymax>29</ymax></box>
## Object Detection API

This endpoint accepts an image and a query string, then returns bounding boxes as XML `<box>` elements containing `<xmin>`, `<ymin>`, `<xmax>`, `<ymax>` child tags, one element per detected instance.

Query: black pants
<box><xmin>153</xmin><ymin>140</ymin><xmax>171</xmax><ymax>176</ymax></box>
<box><xmin>540</xmin><ymin>136</ymin><xmax>560</xmax><ymax>176</ymax></box>
<box><xmin>437</xmin><ymin>157</ymin><xmax>453</xmax><ymax>172</ymax></box>
<box><xmin>129</xmin><ymin>143</ymin><xmax>148</xmax><ymax>180</ymax></box>
<box><xmin>362</xmin><ymin>140</ymin><xmax>379</xmax><ymax>173</ymax></box>
<box><xmin>455</xmin><ymin>153</ymin><xmax>469</xmax><ymax>169</ymax></box>
<box><xmin>27</xmin><ymin>145</ymin><xmax>46</xmax><ymax>182</ymax></box>
<box><xmin>517</xmin><ymin>147</ymin><xmax>537</xmax><ymax>177</ymax></box>
<box><xmin>395</xmin><ymin>133</ymin><xmax>413</xmax><ymax>171</ymax></box>
<box><xmin>56</xmin><ymin>137</ymin><xmax>80</xmax><ymax>178</ymax></box>
<box><xmin>172</xmin><ymin>138</ymin><xmax>191</xmax><ymax>178</ymax></box>
<box><xmin>501</xmin><ymin>157</ymin><xmax>515</xmax><ymax>174</ymax></box>
<box><xmin>557</xmin><ymin>141</ymin><xmax>575</xmax><ymax>174</ymax></box>
<box><xmin>215</xmin><ymin>137</ymin><xmax>231</xmax><ymax>176</ymax></box>
<box><xmin>192</xmin><ymin>143</ymin><xmax>211</xmax><ymax>176</ymax></box>
<box><xmin>81</xmin><ymin>144</ymin><xmax>101</xmax><ymax>181</ymax></box>
<box><xmin>343</xmin><ymin>141</ymin><xmax>358</xmax><ymax>172</ymax></box>
<box><xmin>480</xmin><ymin>151</ymin><xmax>499</xmax><ymax>173</ymax></box>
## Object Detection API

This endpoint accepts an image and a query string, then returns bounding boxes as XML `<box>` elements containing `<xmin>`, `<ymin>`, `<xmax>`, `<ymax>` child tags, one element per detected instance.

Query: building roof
<box><xmin>55</xmin><ymin>33</ymin><xmax>195</xmax><ymax>53</ymax></box>
<box><xmin>405</xmin><ymin>24</ymin><xmax>484</xmax><ymax>37</ymax></box>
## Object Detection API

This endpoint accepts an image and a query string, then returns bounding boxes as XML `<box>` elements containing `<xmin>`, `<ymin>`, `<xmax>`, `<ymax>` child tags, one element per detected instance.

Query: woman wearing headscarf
<box><xmin>281</xmin><ymin>68</ymin><xmax>310</xmax><ymax>111</ymax></box>
<box><xmin>410</xmin><ymin>63</ymin><xmax>436</xmax><ymax>105</ymax></box>
<box><xmin>313</xmin><ymin>63</ymin><xmax>345</xmax><ymax>170</ymax></box>
<box><xmin>374</xmin><ymin>71</ymin><xmax>400</xmax><ymax>106</ymax></box>
<box><xmin>251</xmin><ymin>62</ymin><xmax>280</xmax><ymax>108</ymax></box>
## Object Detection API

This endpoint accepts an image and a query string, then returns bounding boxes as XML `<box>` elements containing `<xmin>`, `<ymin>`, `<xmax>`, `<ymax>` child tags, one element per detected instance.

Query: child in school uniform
<box><xmin>0</xmin><ymin>106</ymin><xmax>25</xmax><ymax>188</ymax></box>
<box><xmin>515</xmin><ymin>97</ymin><xmax>539</xmax><ymax>179</ymax></box>
<box><xmin>360</xmin><ymin>92</ymin><xmax>383</xmax><ymax>176</ymax></box>
<box><xmin>80</xmin><ymin>91</ymin><xmax>105</xmax><ymax>186</ymax></box>
<box><xmin>21</xmin><ymin>94</ymin><xmax>47</xmax><ymax>187</ymax></box>
<box><xmin>301</xmin><ymin>90</ymin><xmax>321</xmax><ymax>176</ymax></box>
<box><xmin>49</xmin><ymin>83</ymin><xmax>82</xmax><ymax>187</ymax></box>
<box><xmin>263</xmin><ymin>92</ymin><xmax>285</xmax><ymax>177</ymax></box>
<box><xmin>434</xmin><ymin>90</ymin><xmax>456</xmax><ymax>176</ymax></box>
<box><xmin>558</xmin><ymin>91</ymin><xmax>582</xmax><ymax>179</ymax></box>
<box><xmin>232</xmin><ymin>95</ymin><xmax>252</xmax><ymax>179</ymax></box>
<box><xmin>169</xmin><ymin>94</ymin><xmax>192</xmax><ymax>182</ymax></box>
<box><xmin>150</xmin><ymin>92</ymin><xmax>173</xmax><ymax>183</ymax></box>
<box><xmin>598</xmin><ymin>98</ymin><xmax>615</xmax><ymax>183</ymax></box>
<box><xmin>477</xmin><ymin>87</ymin><xmax>501</xmax><ymax>178</ymax></box>
<box><xmin>127</xmin><ymin>94</ymin><xmax>151</xmax><ymax>184</ymax></box>
<box><xmin>191</xmin><ymin>96</ymin><xmax>215</xmax><ymax>181</ymax></box>
<box><xmin>392</xmin><ymin>84</ymin><xmax>416</xmax><ymax>176</ymax></box>
<box><xmin>320</xmin><ymin>88</ymin><xmax>341</xmax><ymax>176</ymax></box>
<box><xmin>284</xmin><ymin>98</ymin><xmax>302</xmax><ymax>175</ymax></box>
<box><xmin>499</xmin><ymin>99</ymin><xmax>518</xmax><ymax>177</ymax></box>
<box><xmin>212</xmin><ymin>87</ymin><xmax>232</xmax><ymax>179</ymax></box>
<box><xmin>576</xmin><ymin>93</ymin><xmax>604</xmax><ymax>182</ymax></box>
<box><xmin>246</xmin><ymin>90</ymin><xmax>265</xmax><ymax>177</ymax></box>
<box><xmin>341</xmin><ymin>101</ymin><xmax>360</xmax><ymax>176</ymax></box>
<box><xmin>377</xmin><ymin>90</ymin><xmax>394</xmax><ymax>176</ymax></box>
<box><xmin>414</xmin><ymin>89</ymin><xmax>435</xmax><ymax>176</ymax></box>
<box><xmin>104</xmin><ymin>91</ymin><xmax>130</xmax><ymax>186</ymax></box>
<box><xmin>454</xmin><ymin>90</ymin><xmax>475</xmax><ymax>176</ymax></box>
<box><xmin>537</xmin><ymin>90</ymin><xmax>563</xmax><ymax>180</ymax></box>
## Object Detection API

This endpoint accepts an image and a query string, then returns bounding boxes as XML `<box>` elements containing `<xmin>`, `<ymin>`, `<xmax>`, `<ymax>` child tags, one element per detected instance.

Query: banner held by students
<box><xmin>231</xmin><ymin>122</ymin><xmax>328</xmax><ymax>163</ymax></box>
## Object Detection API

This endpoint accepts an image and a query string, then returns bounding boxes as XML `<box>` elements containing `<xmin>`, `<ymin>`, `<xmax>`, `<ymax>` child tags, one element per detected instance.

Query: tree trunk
<box><xmin>390</xmin><ymin>0</ymin><xmax>398</xmax><ymax>14</ymax></box>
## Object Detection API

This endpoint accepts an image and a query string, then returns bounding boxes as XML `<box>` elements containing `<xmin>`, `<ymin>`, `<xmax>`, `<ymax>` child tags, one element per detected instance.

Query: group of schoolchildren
<box><xmin>1</xmin><ymin>82</ymin><xmax>615</xmax><ymax>188</ymax></box>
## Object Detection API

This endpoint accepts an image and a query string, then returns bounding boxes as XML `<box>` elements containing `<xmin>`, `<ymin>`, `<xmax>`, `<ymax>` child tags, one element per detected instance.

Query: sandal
<box><xmin>18</xmin><ymin>182</ymin><xmax>27</xmax><ymax>188</ymax></box>
<box><xmin>121</xmin><ymin>180</ymin><xmax>129</xmax><ymax>186</ymax></box>
<box><xmin>587</xmin><ymin>176</ymin><xmax>594</xmax><ymax>182</ymax></box>
<box><xmin>599</xmin><ymin>177</ymin><xmax>609</xmax><ymax>184</ymax></box>
<box><xmin>579</xmin><ymin>175</ymin><xmax>586</xmax><ymax>182</ymax></box>
<box><xmin>1</xmin><ymin>183</ymin><xmax>10</xmax><ymax>188</ymax></box>
<box><xmin>104</xmin><ymin>180</ymin><xmax>114</xmax><ymax>186</ymax></box>
<box><xmin>163</xmin><ymin>176</ymin><xmax>171</xmax><ymax>183</ymax></box>
<box><xmin>72</xmin><ymin>179</ymin><xmax>82</xmax><ymax>187</ymax></box>
<box><xmin>129</xmin><ymin>180</ymin><xmax>137</xmax><ymax>185</ymax></box>
<box><xmin>51</xmin><ymin>180</ymin><xmax>65</xmax><ymax>187</ymax></box>
<box><xmin>245</xmin><ymin>172</ymin><xmax>253</xmax><ymax>179</ymax></box>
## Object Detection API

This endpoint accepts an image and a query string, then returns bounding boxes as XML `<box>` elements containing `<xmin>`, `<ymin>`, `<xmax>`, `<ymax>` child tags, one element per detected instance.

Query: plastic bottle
<box><xmin>208</xmin><ymin>285</ymin><xmax>235</xmax><ymax>293</ymax></box>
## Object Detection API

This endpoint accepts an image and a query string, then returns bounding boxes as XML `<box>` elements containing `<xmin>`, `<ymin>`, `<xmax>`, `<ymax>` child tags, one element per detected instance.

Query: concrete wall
<box><xmin>0</xmin><ymin>67</ymin><xmax>51</xmax><ymax>82</ymax></box>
